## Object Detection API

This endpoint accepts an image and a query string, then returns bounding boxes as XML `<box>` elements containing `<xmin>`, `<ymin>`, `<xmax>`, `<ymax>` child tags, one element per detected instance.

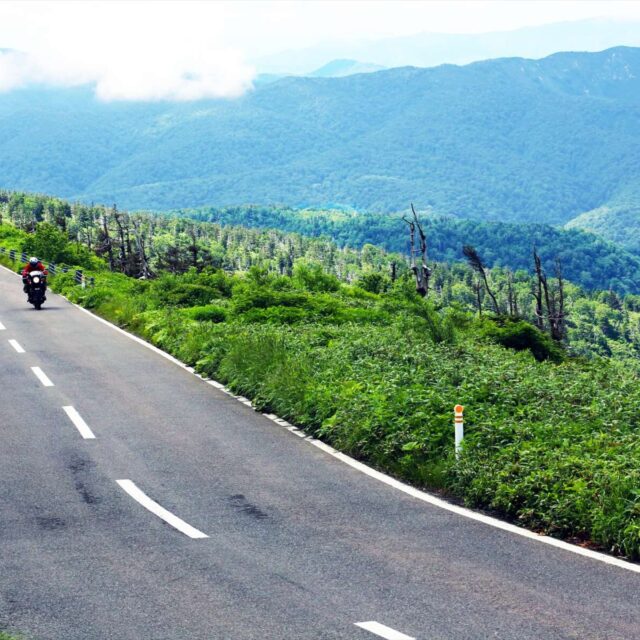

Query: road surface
<box><xmin>0</xmin><ymin>265</ymin><xmax>638</xmax><ymax>640</ymax></box>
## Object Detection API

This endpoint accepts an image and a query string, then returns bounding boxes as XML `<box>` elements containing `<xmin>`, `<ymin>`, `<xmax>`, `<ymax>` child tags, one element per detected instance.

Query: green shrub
<box><xmin>480</xmin><ymin>316</ymin><xmax>564</xmax><ymax>362</ymax></box>
<box><xmin>183</xmin><ymin>305</ymin><xmax>227</xmax><ymax>323</ymax></box>
<box><xmin>156</xmin><ymin>283</ymin><xmax>219</xmax><ymax>307</ymax></box>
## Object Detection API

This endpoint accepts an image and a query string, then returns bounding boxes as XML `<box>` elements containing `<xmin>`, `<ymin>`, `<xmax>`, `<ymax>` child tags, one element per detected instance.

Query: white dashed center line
<box><xmin>355</xmin><ymin>622</ymin><xmax>415</xmax><ymax>640</ymax></box>
<box><xmin>116</xmin><ymin>479</ymin><xmax>208</xmax><ymax>539</ymax></box>
<box><xmin>31</xmin><ymin>366</ymin><xmax>54</xmax><ymax>387</ymax></box>
<box><xmin>8</xmin><ymin>339</ymin><xmax>25</xmax><ymax>353</ymax></box>
<box><xmin>62</xmin><ymin>406</ymin><xmax>96</xmax><ymax>439</ymax></box>
<box><xmin>0</xmin><ymin>321</ymin><xmax>6</xmax><ymax>330</ymax></box>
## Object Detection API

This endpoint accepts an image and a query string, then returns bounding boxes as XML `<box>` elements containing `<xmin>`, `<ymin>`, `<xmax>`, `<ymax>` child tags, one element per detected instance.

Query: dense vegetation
<box><xmin>174</xmin><ymin>204</ymin><xmax>640</xmax><ymax>294</ymax></box>
<box><xmin>0</xmin><ymin>48</ymin><xmax>639</xmax><ymax>228</ymax></box>
<box><xmin>2</xmin><ymin>191</ymin><xmax>640</xmax><ymax>559</ymax></box>
<box><xmin>3</xmin><ymin>190</ymin><xmax>640</xmax><ymax>359</ymax></box>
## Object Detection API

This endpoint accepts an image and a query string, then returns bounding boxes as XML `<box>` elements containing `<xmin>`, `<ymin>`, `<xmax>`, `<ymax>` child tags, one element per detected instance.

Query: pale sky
<box><xmin>0</xmin><ymin>1</ymin><xmax>639</xmax><ymax>100</ymax></box>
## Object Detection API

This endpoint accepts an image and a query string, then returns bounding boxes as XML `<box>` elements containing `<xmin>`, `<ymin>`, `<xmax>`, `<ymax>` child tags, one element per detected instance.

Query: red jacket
<box><xmin>22</xmin><ymin>262</ymin><xmax>47</xmax><ymax>277</ymax></box>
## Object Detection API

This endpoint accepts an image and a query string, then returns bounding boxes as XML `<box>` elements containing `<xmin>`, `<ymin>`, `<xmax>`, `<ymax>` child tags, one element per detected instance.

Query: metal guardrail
<box><xmin>0</xmin><ymin>247</ymin><xmax>94</xmax><ymax>287</ymax></box>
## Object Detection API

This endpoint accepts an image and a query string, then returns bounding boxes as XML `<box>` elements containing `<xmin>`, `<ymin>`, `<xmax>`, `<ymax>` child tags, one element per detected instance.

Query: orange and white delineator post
<box><xmin>454</xmin><ymin>404</ymin><xmax>464</xmax><ymax>458</ymax></box>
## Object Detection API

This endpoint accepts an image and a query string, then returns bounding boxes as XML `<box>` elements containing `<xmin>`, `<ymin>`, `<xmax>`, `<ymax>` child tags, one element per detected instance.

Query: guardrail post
<box><xmin>21</xmin><ymin>252</ymin><xmax>27</xmax><ymax>263</ymax></box>
<box><xmin>454</xmin><ymin>404</ymin><xmax>464</xmax><ymax>459</ymax></box>
<box><xmin>9</xmin><ymin>249</ymin><xmax>15</xmax><ymax>261</ymax></box>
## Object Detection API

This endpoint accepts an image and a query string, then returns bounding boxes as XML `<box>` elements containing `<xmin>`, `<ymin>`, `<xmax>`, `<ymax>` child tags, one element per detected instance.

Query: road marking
<box><xmin>355</xmin><ymin>621</ymin><xmax>415</xmax><ymax>640</ymax></box>
<box><xmin>62</xmin><ymin>406</ymin><xmax>96</xmax><ymax>439</ymax></box>
<box><xmin>8</xmin><ymin>339</ymin><xmax>25</xmax><ymax>353</ymax></box>
<box><xmin>116</xmin><ymin>479</ymin><xmax>208</xmax><ymax>539</ymax></box>
<box><xmin>26</xmin><ymin>270</ymin><xmax>636</xmax><ymax>574</ymax></box>
<box><xmin>31</xmin><ymin>366</ymin><xmax>54</xmax><ymax>387</ymax></box>
<box><xmin>0</xmin><ymin>321</ymin><xmax>6</xmax><ymax>330</ymax></box>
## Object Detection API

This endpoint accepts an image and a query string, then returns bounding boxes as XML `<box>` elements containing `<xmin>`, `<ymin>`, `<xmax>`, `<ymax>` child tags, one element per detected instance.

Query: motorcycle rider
<box><xmin>22</xmin><ymin>257</ymin><xmax>48</xmax><ymax>293</ymax></box>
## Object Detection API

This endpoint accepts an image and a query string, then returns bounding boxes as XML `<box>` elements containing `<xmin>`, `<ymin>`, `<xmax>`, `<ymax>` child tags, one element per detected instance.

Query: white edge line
<box><xmin>62</xmin><ymin>406</ymin><xmax>96</xmax><ymax>439</ymax></box>
<box><xmin>116</xmin><ymin>479</ymin><xmax>208</xmax><ymax>539</ymax></box>
<box><xmin>355</xmin><ymin>621</ymin><xmax>415</xmax><ymax>640</ymax></box>
<box><xmin>7</xmin><ymin>264</ymin><xmax>635</xmax><ymax>573</ymax></box>
<box><xmin>8</xmin><ymin>338</ymin><xmax>25</xmax><ymax>353</ymax></box>
<box><xmin>31</xmin><ymin>366</ymin><xmax>54</xmax><ymax>387</ymax></box>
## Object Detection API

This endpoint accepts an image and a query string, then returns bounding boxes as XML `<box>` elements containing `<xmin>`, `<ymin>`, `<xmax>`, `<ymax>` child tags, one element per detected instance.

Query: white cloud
<box><xmin>0</xmin><ymin>1</ymin><xmax>255</xmax><ymax>100</ymax></box>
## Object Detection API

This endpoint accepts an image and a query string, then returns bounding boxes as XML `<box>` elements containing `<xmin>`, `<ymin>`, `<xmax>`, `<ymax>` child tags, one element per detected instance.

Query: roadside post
<box><xmin>454</xmin><ymin>404</ymin><xmax>464</xmax><ymax>459</ymax></box>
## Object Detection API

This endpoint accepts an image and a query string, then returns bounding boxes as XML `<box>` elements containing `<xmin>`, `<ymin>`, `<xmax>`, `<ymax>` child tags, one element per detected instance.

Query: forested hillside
<box><xmin>175</xmin><ymin>204</ymin><xmax>640</xmax><ymax>294</ymax></box>
<box><xmin>3</xmin><ymin>190</ymin><xmax>640</xmax><ymax>361</ymax></box>
<box><xmin>2</xmin><ymin>189</ymin><xmax>640</xmax><ymax>559</ymax></box>
<box><xmin>0</xmin><ymin>48</ymin><xmax>639</xmax><ymax>233</ymax></box>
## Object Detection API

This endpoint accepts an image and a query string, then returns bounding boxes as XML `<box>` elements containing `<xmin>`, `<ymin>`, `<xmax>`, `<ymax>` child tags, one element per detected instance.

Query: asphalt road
<box><xmin>0</xmin><ymin>265</ymin><xmax>638</xmax><ymax>640</ymax></box>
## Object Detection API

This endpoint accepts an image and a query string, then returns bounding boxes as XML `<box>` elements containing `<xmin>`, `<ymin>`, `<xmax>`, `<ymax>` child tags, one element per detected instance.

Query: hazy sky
<box><xmin>0</xmin><ymin>1</ymin><xmax>639</xmax><ymax>100</ymax></box>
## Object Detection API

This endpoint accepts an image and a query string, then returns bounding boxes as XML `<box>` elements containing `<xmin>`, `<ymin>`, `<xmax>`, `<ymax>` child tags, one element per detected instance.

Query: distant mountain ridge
<box><xmin>254</xmin><ymin>58</ymin><xmax>385</xmax><ymax>85</ymax></box>
<box><xmin>0</xmin><ymin>46</ymin><xmax>639</xmax><ymax>245</ymax></box>
<box><xmin>308</xmin><ymin>59</ymin><xmax>386</xmax><ymax>78</ymax></box>
<box><xmin>254</xmin><ymin>19</ymin><xmax>640</xmax><ymax>74</ymax></box>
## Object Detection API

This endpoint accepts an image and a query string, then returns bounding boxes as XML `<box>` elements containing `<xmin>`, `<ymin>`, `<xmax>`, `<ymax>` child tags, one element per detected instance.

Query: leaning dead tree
<box><xmin>402</xmin><ymin>203</ymin><xmax>432</xmax><ymax>297</ymax></box>
<box><xmin>462</xmin><ymin>245</ymin><xmax>500</xmax><ymax>314</ymax></box>
<box><xmin>533</xmin><ymin>248</ymin><xmax>566</xmax><ymax>342</ymax></box>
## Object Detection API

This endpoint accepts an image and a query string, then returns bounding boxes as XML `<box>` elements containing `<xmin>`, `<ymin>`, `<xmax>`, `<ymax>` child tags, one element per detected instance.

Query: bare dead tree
<box><xmin>113</xmin><ymin>211</ymin><xmax>128</xmax><ymax>272</ymax></box>
<box><xmin>463</xmin><ymin>245</ymin><xmax>500</xmax><ymax>313</ymax></box>
<box><xmin>132</xmin><ymin>217</ymin><xmax>153</xmax><ymax>279</ymax></box>
<box><xmin>101</xmin><ymin>209</ymin><xmax>115</xmax><ymax>272</ymax></box>
<box><xmin>402</xmin><ymin>203</ymin><xmax>431</xmax><ymax>297</ymax></box>
<box><xmin>532</xmin><ymin>247</ymin><xmax>545</xmax><ymax>330</ymax></box>
<box><xmin>548</xmin><ymin>258</ymin><xmax>567</xmax><ymax>342</ymax></box>
<box><xmin>532</xmin><ymin>248</ymin><xmax>566</xmax><ymax>341</ymax></box>
<box><xmin>507</xmin><ymin>270</ymin><xmax>519</xmax><ymax>317</ymax></box>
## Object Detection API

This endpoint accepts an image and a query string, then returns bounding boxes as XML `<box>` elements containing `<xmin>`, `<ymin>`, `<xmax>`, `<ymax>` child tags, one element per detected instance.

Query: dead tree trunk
<box><xmin>113</xmin><ymin>212</ymin><xmax>127</xmax><ymax>272</ymax></box>
<box><xmin>102</xmin><ymin>211</ymin><xmax>115</xmax><ymax>272</ymax></box>
<box><xmin>533</xmin><ymin>248</ymin><xmax>566</xmax><ymax>341</ymax></box>
<box><xmin>132</xmin><ymin>217</ymin><xmax>153</xmax><ymax>279</ymax></box>
<box><xmin>548</xmin><ymin>259</ymin><xmax>567</xmax><ymax>342</ymax></box>
<box><xmin>532</xmin><ymin>248</ymin><xmax>545</xmax><ymax>330</ymax></box>
<box><xmin>402</xmin><ymin>203</ymin><xmax>431</xmax><ymax>297</ymax></box>
<box><xmin>507</xmin><ymin>271</ymin><xmax>519</xmax><ymax>317</ymax></box>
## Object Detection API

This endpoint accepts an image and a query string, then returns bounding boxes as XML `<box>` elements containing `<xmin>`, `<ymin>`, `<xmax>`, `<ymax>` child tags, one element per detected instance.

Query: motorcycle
<box><xmin>24</xmin><ymin>270</ymin><xmax>47</xmax><ymax>310</ymax></box>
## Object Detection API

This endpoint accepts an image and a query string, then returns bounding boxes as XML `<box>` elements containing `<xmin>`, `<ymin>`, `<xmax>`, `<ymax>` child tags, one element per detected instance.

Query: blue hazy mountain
<box><xmin>0</xmin><ymin>47</ymin><xmax>639</xmax><ymax>245</ymax></box>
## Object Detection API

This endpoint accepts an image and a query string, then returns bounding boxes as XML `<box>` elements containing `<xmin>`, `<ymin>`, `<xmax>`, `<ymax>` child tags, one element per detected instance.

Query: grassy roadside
<box><xmin>44</xmin><ymin>265</ymin><xmax>640</xmax><ymax>561</ymax></box>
